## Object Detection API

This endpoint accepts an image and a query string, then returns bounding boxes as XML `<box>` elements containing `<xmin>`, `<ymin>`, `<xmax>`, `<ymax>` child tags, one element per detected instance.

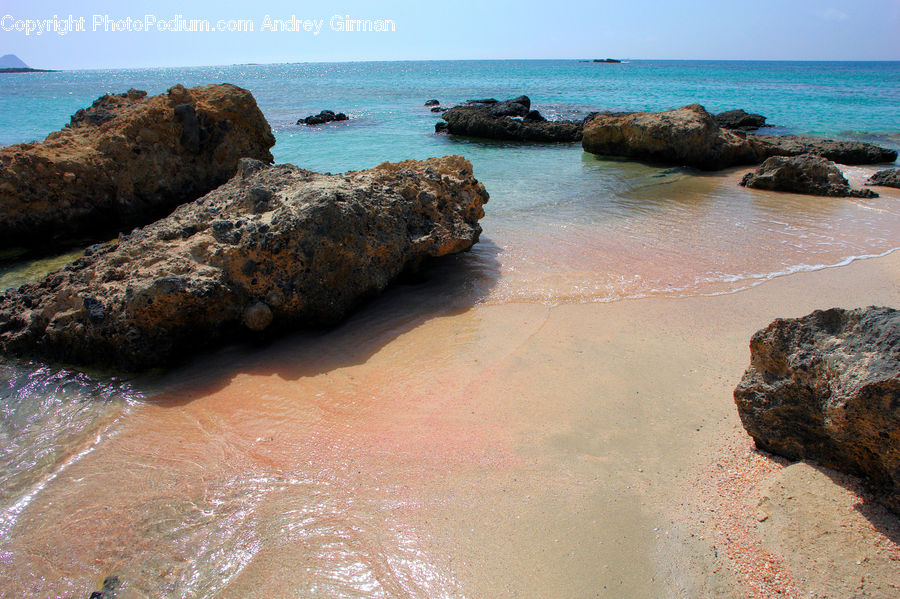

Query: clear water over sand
<box><xmin>1</xmin><ymin>60</ymin><xmax>898</xmax><ymax>597</ymax></box>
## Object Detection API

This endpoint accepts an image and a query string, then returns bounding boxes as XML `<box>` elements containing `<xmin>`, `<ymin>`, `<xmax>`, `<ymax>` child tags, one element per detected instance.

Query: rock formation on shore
<box><xmin>715</xmin><ymin>109</ymin><xmax>767</xmax><ymax>130</ymax></box>
<box><xmin>582</xmin><ymin>104</ymin><xmax>760</xmax><ymax>170</ymax></box>
<box><xmin>0</xmin><ymin>155</ymin><xmax>489</xmax><ymax>370</ymax></box>
<box><xmin>297</xmin><ymin>110</ymin><xmax>349</xmax><ymax>125</ymax></box>
<box><xmin>436</xmin><ymin>96</ymin><xmax>584</xmax><ymax>142</ymax></box>
<box><xmin>750</xmin><ymin>135</ymin><xmax>898</xmax><ymax>165</ymax></box>
<box><xmin>740</xmin><ymin>154</ymin><xmax>878</xmax><ymax>198</ymax></box>
<box><xmin>866</xmin><ymin>168</ymin><xmax>900</xmax><ymax>189</ymax></box>
<box><xmin>0</xmin><ymin>84</ymin><xmax>275</xmax><ymax>250</ymax></box>
<box><xmin>733</xmin><ymin>307</ymin><xmax>900</xmax><ymax>514</ymax></box>
<box><xmin>581</xmin><ymin>104</ymin><xmax>897</xmax><ymax>169</ymax></box>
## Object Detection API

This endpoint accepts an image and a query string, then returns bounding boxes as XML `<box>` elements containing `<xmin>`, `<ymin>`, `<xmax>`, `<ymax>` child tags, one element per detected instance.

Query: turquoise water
<box><xmin>1</xmin><ymin>60</ymin><xmax>900</xmax><ymax>597</ymax></box>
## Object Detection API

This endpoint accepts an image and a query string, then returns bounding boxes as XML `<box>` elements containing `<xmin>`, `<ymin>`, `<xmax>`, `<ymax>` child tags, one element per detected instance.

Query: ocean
<box><xmin>0</xmin><ymin>59</ymin><xmax>898</xmax><ymax>597</ymax></box>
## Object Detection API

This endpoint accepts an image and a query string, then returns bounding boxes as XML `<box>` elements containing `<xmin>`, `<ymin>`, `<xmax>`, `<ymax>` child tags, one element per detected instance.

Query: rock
<box><xmin>424</xmin><ymin>99</ymin><xmax>440</xmax><ymax>106</ymax></box>
<box><xmin>0</xmin><ymin>84</ymin><xmax>275</xmax><ymax>250</ymax></box>
<box><xmin>0</xmin><ymin>155</ymin><xmax>489</xmax><ymax>370</ymax></box>
<box><xmin>430</xmin><ymin>106</ymin><xmax>448</xmax><ymax>113</ymax></box>
<box><xmin>593</xmin><ymin>58</ymin><xmax>621</xmax><ymax>63</ymax></box>
<box><xmin>582</xmin><ymin>104</ymin><xmax>759</xmax><ymax>170</ymax></box>
<box><xmin>88</xmin><ymin>575</ymin><xmax>120</xmax><ymax>598</ymax></box>
<box><xmin>297</xmin><ymin>110</ymin><xmax>349</xmax><ymax>125</ymax></box>
<box><xmin>740</xmin><ymin>154</ymin><xmax>878</xmax><ymax>198</ymax></box>
<box><xmin>749</xmin><ymin>135</ymin><xmax>898</xmax><ymax>165</ymax></box>
<box><xmin>866</xmin><ymin>168</ymin><xmax>900</xmax><ymax>188</ymax></box>
<box><xmin>437</xmin><ymin>96</ymin><xmax>583</xmax><ymax>142</ymax></box>
<box><xmin>733</xmin><ymin>306</ymin><xmax>900</xmax><ymax>514</ymax></box>
<box><xmin>715</xmin><ymin>109</ymin><xmax>767</xmax><ymax>130</ymax></box>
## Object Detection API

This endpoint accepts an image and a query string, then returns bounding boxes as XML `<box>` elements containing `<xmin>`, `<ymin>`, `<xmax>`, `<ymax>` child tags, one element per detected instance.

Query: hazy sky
<box><xmin>2</xmin><ymin>0</ymin><xmax>898</xmax><ymax>69</ymax></box>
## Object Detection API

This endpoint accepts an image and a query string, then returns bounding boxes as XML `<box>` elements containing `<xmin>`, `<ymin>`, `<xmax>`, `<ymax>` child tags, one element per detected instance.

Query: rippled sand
<box><xmin>2</xmin><ymin>245</ymin><xmax>898</xmax><ymax>597</ymax></box>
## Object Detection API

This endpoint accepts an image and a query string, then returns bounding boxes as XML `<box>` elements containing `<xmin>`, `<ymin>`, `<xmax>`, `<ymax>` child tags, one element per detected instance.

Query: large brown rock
<box><xmin>740</xmin><ymin>154</ymin><xmax>878</xmax><ymax>198</ymax></box>
<box><xmin>437</xmin><ymin>96</ymin><xmax>584</xmax><ymax>142</ymax></box>
<box><xmin>0</xmin><ymin>84</ymin><xmax>275</xmax><ymax>249</ymax></box>
<box><xmin>581</xmin><ymin>104</ymin><xmax>759</xmax><ymax>170</ymax></box>
<box><xmin>734</xmin><ymin>307</ymin><xmax>900</xmax><ymax>514</ymax></box>
<box><xmin>0</xmin><ymin>155</ymin><xmax>488</xmax><ymax>370</ymax></box>
<box><xmin>866</xmin><ymin>168</ymin><xmax>900</xmax><ymax>189</ymax></box>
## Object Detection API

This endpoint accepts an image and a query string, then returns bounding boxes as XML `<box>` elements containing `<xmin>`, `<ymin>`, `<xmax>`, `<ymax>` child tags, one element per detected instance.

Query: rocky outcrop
<box><xmin>749</xmin><ymin>135</ymin><xmax>898</xmax><ymax>165</ymax></box>
<box><xmin>715</xmin><ymin>109</ymin><xmax>766</xmax><ymax>130</ymax></box>
<box><xmin>866</xmin><ymin>168</ymin><xmax>900</xmax><ymax>189</ymax></box>
<box><xmin>734</xmin><ymin>307</ymin><xmax>900</xmax><ymax>514</ymax></box>
<box><xmin>740</xmin><ymin>154</ymin><xmax>877</xmax><ymax>198</ymax></box>
<box><xmin>424</xmin><ymin>99</ymin><xmax>440</xmax><ymax>107</ymax></box>
<box><xmin>436</xmin><ymin>95</ymin><xmax>583</xmax><ymax>142</ymax></box>
<box><xmin>0</xmin><ymin>155</ymin><xmax>489</xmax><ymax>370</ymax></box>
<box><xmin>582</xmin><ymin>104</ymin><xmax>759</xmax><ymax>170</ymax></box>
<box><xmin>297</xmin><ymin>110</ymin><xmax>348</xmax><ymax>125</ymax></box>
<box><xmin>0</xmin><ymin>84</ymin><xmax>275</xmax><ymax>250</ymax></box>
<box><xmin>581</xmin><ymin>104</ymin><xmax>897</xmax><ymax>169</ymax></box>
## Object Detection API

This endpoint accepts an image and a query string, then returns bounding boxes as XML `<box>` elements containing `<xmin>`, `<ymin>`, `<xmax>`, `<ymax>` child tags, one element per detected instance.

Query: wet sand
<box><xmin>3</xmin><ymin>246</ymin><xmax>898</xmax><ymax>597</ymax></box>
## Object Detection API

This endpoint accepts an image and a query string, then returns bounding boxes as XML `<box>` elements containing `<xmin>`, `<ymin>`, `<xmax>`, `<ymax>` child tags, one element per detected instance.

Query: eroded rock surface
<box><xmin>740</xmin><ymin>154</ymin><xmax>877</xmax><ymax>197</ymax></box>
<box><xmin>734</xmin><ymin>307</ymin><xmax>900</xmax><ymax>514</ymax></box>
<box><xmin>715</xmin><ymin>109</ymin><xmax>767</xmax><ymax>130</ymax></box>
<box><xmin>750</xmin><ymin>135</ymin><xmax>898</xmax><ymax>165</ymax></box>
<box><xmin>866</xmin><ymin>168</ymin><xmax>900</xmax><ymax>189</ymax></box>
<box><xmin>0</xmin><ymin>84</ymin><xmax>275</xmax><ymax>249</ymax></box>
<box><xmin>0</xmin><ymin>155</ymin><xmax>488</xmax><ymax>370</ymax></box>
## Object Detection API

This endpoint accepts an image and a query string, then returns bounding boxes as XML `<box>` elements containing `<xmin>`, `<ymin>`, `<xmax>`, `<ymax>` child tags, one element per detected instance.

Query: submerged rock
<box><xmin>0</xmin><ymin>155</ymin><xmax>489</xmax><ymax>370</ymax></box>
<box><xmin>0</xmin><ymin>84</ymin><xmax>275</xmax><ymax>250</ymax></box>
<box><xmin>297</xmin><ymin>110</ymin><xmax>349</xmax><ymax>125</ymax></box>
<box><xmin>582</xmin><ymin>104</ymin><xmax>759</xmax><ymax>170</ymax></box>
<box><xmin>749</xmin><ymin>135</ymin><xmax>898</xmax><ymax>165</ymax></box>
<box><xmin>715</xmin><ymin>109</ymin><xmax>767</xmax><ymax>130</ymax></box>
<box><xmin>437</xmin><ymin>95</ymin><xmax>583</xmax><ymax>142</ymax></box>
<box><xmin>866</xmin><ymin>168</ymin><xmax>900</xmax><ymax>189</ymax></box>
<box><xmin>734</xmin><ymin>307</ymin><xmax>900</xmax><ymax>514</ymax></box>
<box><xmin>740</xmin><ymin>154</ymin><xmax>877</xmax><ymax>198</ymax></box>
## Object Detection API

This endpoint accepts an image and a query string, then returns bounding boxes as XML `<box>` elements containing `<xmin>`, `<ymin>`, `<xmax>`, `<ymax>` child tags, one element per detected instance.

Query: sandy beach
<box><xmin>4</xmin><ymin>246</ymin><xmax>898</xmax><ymax>598</ymax></box>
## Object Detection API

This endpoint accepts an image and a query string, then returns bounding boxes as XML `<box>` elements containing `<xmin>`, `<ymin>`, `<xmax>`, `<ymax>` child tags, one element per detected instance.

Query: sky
<box><xmin>1</xmin><ymin>0</ymin><xmax>898</xmax><ymax>69</ymax></box>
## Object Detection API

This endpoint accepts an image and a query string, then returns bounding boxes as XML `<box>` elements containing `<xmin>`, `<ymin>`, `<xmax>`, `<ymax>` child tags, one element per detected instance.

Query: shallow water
<box><xmin>1</xmin><ymin>60</ymin><xmax>899</xmax><ymax>597</ymax></box>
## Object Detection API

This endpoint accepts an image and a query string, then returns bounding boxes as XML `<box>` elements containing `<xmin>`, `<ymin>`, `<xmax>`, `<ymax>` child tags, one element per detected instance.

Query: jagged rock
<box><xmin>716</xmin><ymin>109</ymin><xmax>767</xmax><ymax>130</ymax></box>
<box><xmin>582</xmin><ymin>104</ymin><xmax>759</xmax><ymax>170</ymax></box>
<box><xmin>734</xmin><ymin>307</ymin><xmax>900</xmax><ymax>514</ymax></box>
<box><xmin>437</xmin><ymin>96</ymin><xmax>583</xmax><ymax>142</ymax></box>
<box><xmin>0</xmin><ymin>84</ymin><xmax>275</xmax><ymax>250</ymax></box>
<box><xmin>297</xmin><ymin>110</ymin><xmax>349</xmax><ymax>125</ymax></box>
<box><xmin>740</xmin><ymin>154</ymin><xmax>877</xmax><ymax>198</ymax></box>
<box><xmin>424</xmin><ymin>99</ymin><xmax>440</xmax><ymax>106</ymax></box>
<box><xmin>866</xmin><ymin>168</ymin><xmax>900</xmax><ymax>189</ymax></box>
<box><xmin>431</xmin><ymin>106</ymin><xmax>447</xmax><ymax>113</ymax></box>
<box><xmin>0</xmin><ymin>155</ymin><xmax>489</xmax><ymax>370</ymax></box>
<box><xmin>749</xmin><ymin>135</ymin><xmax>898</xmax><ymax>165</ymax></box>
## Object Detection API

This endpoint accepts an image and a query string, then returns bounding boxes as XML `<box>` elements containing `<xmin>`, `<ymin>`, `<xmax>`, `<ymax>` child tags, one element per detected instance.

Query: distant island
<box><xmin>0</xmin><ymin>54</ymin><xmax>56</xmax><ymax>73</ymax></box>
<box><xmin>593</xmin><ymin>58</ymin><xmax>622</xmax><ymax>63</ymax></box>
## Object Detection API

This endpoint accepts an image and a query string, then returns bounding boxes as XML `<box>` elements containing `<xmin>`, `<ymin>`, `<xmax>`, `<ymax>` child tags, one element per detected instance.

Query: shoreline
<box><xmin>3</xmin><ymin>250</ymin><xmax>897</xmax><ymax>597</ymax></box>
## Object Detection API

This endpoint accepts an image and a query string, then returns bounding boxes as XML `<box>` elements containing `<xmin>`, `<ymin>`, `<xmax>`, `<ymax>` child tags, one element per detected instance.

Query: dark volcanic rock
<box><xmin>431</xmin><ymin>106</ymin><xmax>448</xmax><ymax>113</ymax></box>
<box><xmin>0</xmin><ymin>155</ymin><xmax>489</xmax><ymax>370</ymax></box>
<box><xmin>749</xmin><ymin>135</ymin><xmax>898</xmax><ymax>165</ymax></box>
<box><xmin>740</xmin><ymin>154</ymin><xmax>877</xmax><ymax>198</ymax></box>
<box><xmin>0</xmin><ymin>84</ymin><xmax>275</xmax><ymax>250</ymax></box>
<box><xmin>582</xmin><ymin>104</ymin><xmax>759</xmax><ymax>170</ymax></box>
<box><xmin>424</xmin><ymin>99</ymin><xmax>440</xmax><ymax>106</ymax></box>
<box><xmin>734</xmin><ymin>307</ymin><xmax>900</xmax><ymax>514</ymax></box>
<box><xmin>716</xmin><ymin>109</ymin><xmax>767</xmax><ymax>130</ymax></box>
<box><xmin>437</xmin><ymin>96</ymin><xmax>583</xmax><ymax>142</ymax></box>
<box><xmin>866</xmin><ymin>168</ymin><xmax>900</xmax><ymax>189</ymax></box>
<box><xmin>297</xmin><ymin>110</ymin><xmax>349</xmax><ymax>125</ymax></box>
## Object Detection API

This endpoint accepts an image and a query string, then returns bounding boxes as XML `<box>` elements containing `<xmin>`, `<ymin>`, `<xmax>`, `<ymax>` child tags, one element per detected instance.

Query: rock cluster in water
<box><xmin>297</xmin><ymin>110</ymin><xmax>349</xmax><ymax>125</ymax></box>
<box><xmin>581</xmin><ymin>104</ymin><xmax>898</xmax><ymax>170</ymax></box>
<box><xmin>734</xmin><ymin>307</ymin><xmax>900</xmax><ymax>515</ymax></box>
<box><xmin>0</xmin><ymin>84</ymin><xmax>275</xmax><ymax>250</ymax></box>
<box><xmin>0</xmin><ymin>155</ymin><xmax>488</xmax><ymax>370</ymax></box>
<box><xmin>740</xmin><ymin>154</ymin><xmax>878</xmax><ymax>198</ymax></box>
<box><xmin>436</xmin><ymin>96</ymin><xmax>584</xmax><ymax>142</ymax></box>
